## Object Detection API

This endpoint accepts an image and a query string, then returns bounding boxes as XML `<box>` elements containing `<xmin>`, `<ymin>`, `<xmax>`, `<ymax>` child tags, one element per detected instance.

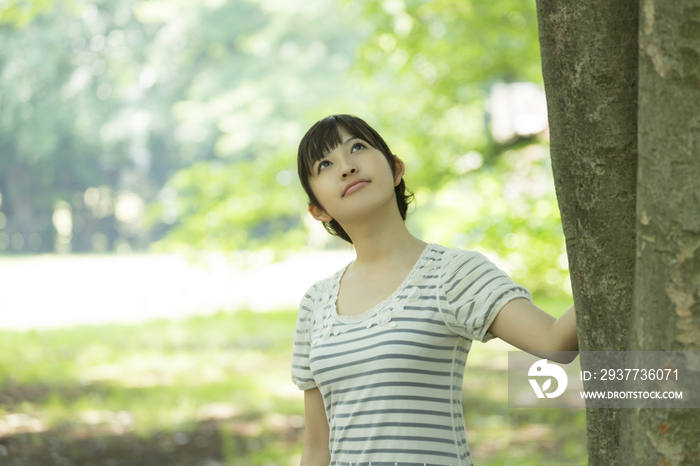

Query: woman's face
<box><xmin>306</xmin><ymin>126</ymin><xmax>404</xmax><ymax>226</ymax></box>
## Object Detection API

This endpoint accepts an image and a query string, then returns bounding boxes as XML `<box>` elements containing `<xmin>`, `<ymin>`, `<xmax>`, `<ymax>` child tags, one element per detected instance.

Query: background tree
<box><xmin>1</xmin><ymin>0</ymin><xmax>189</xmax><ymax>254</ymax></box>
<box><xmin>0</xmin><ymin>0</ymin><xmax>367</xmax><ymax>254</ymax></box>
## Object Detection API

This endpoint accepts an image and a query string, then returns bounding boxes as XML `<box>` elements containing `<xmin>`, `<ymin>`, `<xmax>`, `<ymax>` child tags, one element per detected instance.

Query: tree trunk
<box><xmin>2</xmin><ymin>163</ymin><xmax>38</xmax><ymax>252</ymax></box>
<box><xmin>535</xmin><ymin>1</ymin><xmax>639</xmax><ymax>464</ymax></box>
<box><xmin>621</xmin><ymin>1</ymin><xmax>700</xmax><ymax>464</ymax></box>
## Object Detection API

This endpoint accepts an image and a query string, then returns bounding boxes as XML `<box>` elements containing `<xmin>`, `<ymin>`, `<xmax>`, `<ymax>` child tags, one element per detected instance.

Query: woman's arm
<box><xmin>300</xmin><ymin>387</ymin><xmax>331</xmax><ymax>466</ymax></box>
<box><xmin>487</xmin><ymin>299</ymin><xmax>578</xmax><ymax>363</ymax></box>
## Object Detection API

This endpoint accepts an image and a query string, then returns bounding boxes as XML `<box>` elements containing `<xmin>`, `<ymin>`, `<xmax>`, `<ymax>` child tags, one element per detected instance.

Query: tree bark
<box><xmin>621</xmin><ymin>1</ymin><xmax>700</xmax><ymax>464</ymax></box>
<box><xmin>535</xmin><ymin>1</ymin><xmax>639</xmax><ymax>464</ymax></box>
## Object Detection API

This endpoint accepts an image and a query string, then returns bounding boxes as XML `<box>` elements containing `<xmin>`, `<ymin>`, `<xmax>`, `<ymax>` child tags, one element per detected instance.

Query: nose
<box><xmin>339</xmin><ymin>157</ymin><xmax>357</xmax><ymax>178</ymax></box>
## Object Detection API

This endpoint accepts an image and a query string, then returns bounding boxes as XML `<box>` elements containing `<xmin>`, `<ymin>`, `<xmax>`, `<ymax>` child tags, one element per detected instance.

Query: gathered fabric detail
<box><xmin>406</xmin><ymin>285</ymin><xmax>421</xmax><ymax>301</ymax></box>
<box><xmin>312</xmin><ymin>276</ymin><xmax>340</xmax><ymax>347</ymax></box>
<box><xmin>312</xmin><ymin>244</ymin><xmax>434</xmax><ymax>343</ymax></box>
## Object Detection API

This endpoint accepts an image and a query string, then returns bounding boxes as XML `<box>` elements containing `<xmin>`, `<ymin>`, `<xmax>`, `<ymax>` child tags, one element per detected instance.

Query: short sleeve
<box><xmin>291</xmin><ymin>284</ymin><xmax>318</xmax><ymax>390</ymax></box>
<box><xmin>438</xmin><ymin>249</ymin><xmax>532</xmax><ymax>343</ymax></box>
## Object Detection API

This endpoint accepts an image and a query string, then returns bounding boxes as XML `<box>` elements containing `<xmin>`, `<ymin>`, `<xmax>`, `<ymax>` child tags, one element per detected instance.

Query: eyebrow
<box><xmin>340</xmin><ymin>136</ymin><xmax>357</xmax><ymax>146</ymax></box>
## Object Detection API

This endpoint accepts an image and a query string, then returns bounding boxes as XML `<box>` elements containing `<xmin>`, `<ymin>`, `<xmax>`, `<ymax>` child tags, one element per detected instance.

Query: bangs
<box><xmin>298</xmin><ymin>118</ymin><xmax>345</xmax><ymax>177</ymax></box>
<box><xmin>297</xmin><ymin>115</ymin><xmax>392</xmax><ymax>177</ymax></box>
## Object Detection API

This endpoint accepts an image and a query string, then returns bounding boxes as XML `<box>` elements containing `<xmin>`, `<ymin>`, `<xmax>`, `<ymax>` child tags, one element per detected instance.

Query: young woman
<box><xmin>291</xmin><ymin>114</ymin><xmax>578</xmax><ymax>466</ymax></box>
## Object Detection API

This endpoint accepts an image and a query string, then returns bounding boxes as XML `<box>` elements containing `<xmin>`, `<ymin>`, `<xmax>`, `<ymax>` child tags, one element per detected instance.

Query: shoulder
<box><xmin>439</xmin><ymin>245</ymin><xmax>482</xmax><ymax>260</ymax></box>
<box><xmin>430</xmin><ymin>244</ymin><xmax>490</xmax><ymax>274</ymax></box>
<box><xmin>299</xmin><ymin>261</ymin><xmax>349</xmax><ymax>306</ymax></box>
<box><xmin>432</xmin><ymin>245</ymin><xmax>522</xmax><ymax>297</ymax></box>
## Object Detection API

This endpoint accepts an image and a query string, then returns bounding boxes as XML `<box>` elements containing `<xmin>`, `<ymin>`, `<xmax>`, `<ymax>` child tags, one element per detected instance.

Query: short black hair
<box><xmin>297</xmin><ymin>114</ymin><xmax>414</xmax><ymax>244</ymax></box>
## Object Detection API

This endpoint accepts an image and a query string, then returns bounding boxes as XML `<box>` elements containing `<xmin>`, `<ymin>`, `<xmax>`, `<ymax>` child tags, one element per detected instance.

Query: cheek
<box><xmin>378</xmin><ymin>159</ymin><xmax>397</xmax><ymax>183</ymax></box>
<box><xmin>307</xmin><ymin>179</ymin><xmax>333</xmax><ymax>206</ymax></box>
<box><xmin>305</xmin><ymin>177</ymin><xmax>324</xmax><ymax>204</ymax></box>
<box><xmin>303</xmin><ymin>177</ymin><xmax>317</xmax><ymax>199</ymax></box>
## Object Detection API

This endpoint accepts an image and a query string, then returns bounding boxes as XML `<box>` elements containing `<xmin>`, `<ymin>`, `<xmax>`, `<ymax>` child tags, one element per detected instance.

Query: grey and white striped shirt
<box><xmin>292</xmin><ymin>243</ymin><xmax>532</xmax><ymax>466</ymax></box>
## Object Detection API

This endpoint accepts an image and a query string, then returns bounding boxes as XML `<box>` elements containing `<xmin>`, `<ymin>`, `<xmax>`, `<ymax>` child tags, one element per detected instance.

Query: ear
<box><xmin>308</xmin><ymin>203</ymin><xmax>333</xmax><ymax>222</ymax></box>
<box><xmin>393</xmin><ymin>155</ymin><xmax>406</xmax><ymax>187</ymax></box>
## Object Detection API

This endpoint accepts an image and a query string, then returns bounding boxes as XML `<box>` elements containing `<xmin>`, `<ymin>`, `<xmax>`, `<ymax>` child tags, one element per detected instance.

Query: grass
<box><xmin>0</xmin><ymin>294</ymin><xmax>585</xmax><ymax>465</ymax></box>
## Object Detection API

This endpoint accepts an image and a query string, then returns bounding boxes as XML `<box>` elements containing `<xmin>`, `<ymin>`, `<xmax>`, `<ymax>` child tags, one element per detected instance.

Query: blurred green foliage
<box><xmin>144</xmin><ymin>0</ymin><xmax>566</xmax><ymax>294</ymax></box>
<box><xmin>0</xmin><ymin>0</ymin><xmax>57</xmax><ymax>28</ymax></box>
<box><xmin>350</xmin><ymin>0</ymin><xmax>542</xmax><ymax>185</ymax></box>
<box><xmin>0</xmin><ymin>0</ymin><xmax>567</xmax><ymax>294</ymax></box>
<box><xmin>333</xmin><ymin>0</ymin><xmax>567</xmax><ymax>293</ymax></box>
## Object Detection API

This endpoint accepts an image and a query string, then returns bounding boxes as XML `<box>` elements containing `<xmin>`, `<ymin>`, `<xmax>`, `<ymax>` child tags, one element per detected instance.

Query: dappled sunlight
<box><xmin>0</xmin><ymin>413</ymin><xmax>45</xmax><ymax>436</ymax></box>
<box><xmin>0</xmin><ymin>258</ymin><xmax>579</xmax><ymax>463</ymax></box>
<box><xmin>196</xmin><ymin>403</ymin><xmax>241</xmax><ymax>421</ymax></box>
<box><xmin>0</xmin><ymin>298</ymin><xmax>584</xmax><ymax>464</ymax></box>
<box><xmin>78</xmin><ymin>409</ymin><xmax>135</xmax><ymax>435</ymax></box>
<box><xmin>79</xmin><ymin>350</ymin><xmax>237</xmax><ymax>388</ymax></box>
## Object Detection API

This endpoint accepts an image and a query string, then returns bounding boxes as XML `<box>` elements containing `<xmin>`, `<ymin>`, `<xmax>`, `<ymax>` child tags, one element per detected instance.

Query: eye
<box><xmin>317</xmin><ymin>160</ymin><xmax>331</xmax><ymax>173</ymax></box>
<box><xmin>351</xmin><ymin>142</ymin><xmax>366</xmax><ymax>152</ymax></box>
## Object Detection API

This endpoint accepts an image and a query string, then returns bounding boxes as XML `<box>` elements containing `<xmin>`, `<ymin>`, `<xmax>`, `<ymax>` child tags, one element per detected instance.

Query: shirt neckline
<box><xmin>331</xmin><ymin>243</ymin><xmax>434</xmax><ymax>323</ymax></box>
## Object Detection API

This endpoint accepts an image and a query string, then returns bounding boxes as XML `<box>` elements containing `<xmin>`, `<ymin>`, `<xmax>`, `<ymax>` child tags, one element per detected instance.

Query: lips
<box><xmin>343</xmin><ymin>179</ymin><xmax>370</xmax><ymax>197</ymax></box>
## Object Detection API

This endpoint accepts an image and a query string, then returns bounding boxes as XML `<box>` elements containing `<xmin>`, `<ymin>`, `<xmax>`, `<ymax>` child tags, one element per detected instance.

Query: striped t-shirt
<box><xmin>291</xmin><ymin>243</ymin><xmax>532</xmax><ymax>466</ymax></box>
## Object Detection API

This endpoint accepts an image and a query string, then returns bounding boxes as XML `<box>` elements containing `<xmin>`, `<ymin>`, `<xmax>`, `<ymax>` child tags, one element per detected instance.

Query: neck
<box><xmin>341</xmin><ymin>207</ymin><xmax>427</xmax><ymax>269</ymax></box>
